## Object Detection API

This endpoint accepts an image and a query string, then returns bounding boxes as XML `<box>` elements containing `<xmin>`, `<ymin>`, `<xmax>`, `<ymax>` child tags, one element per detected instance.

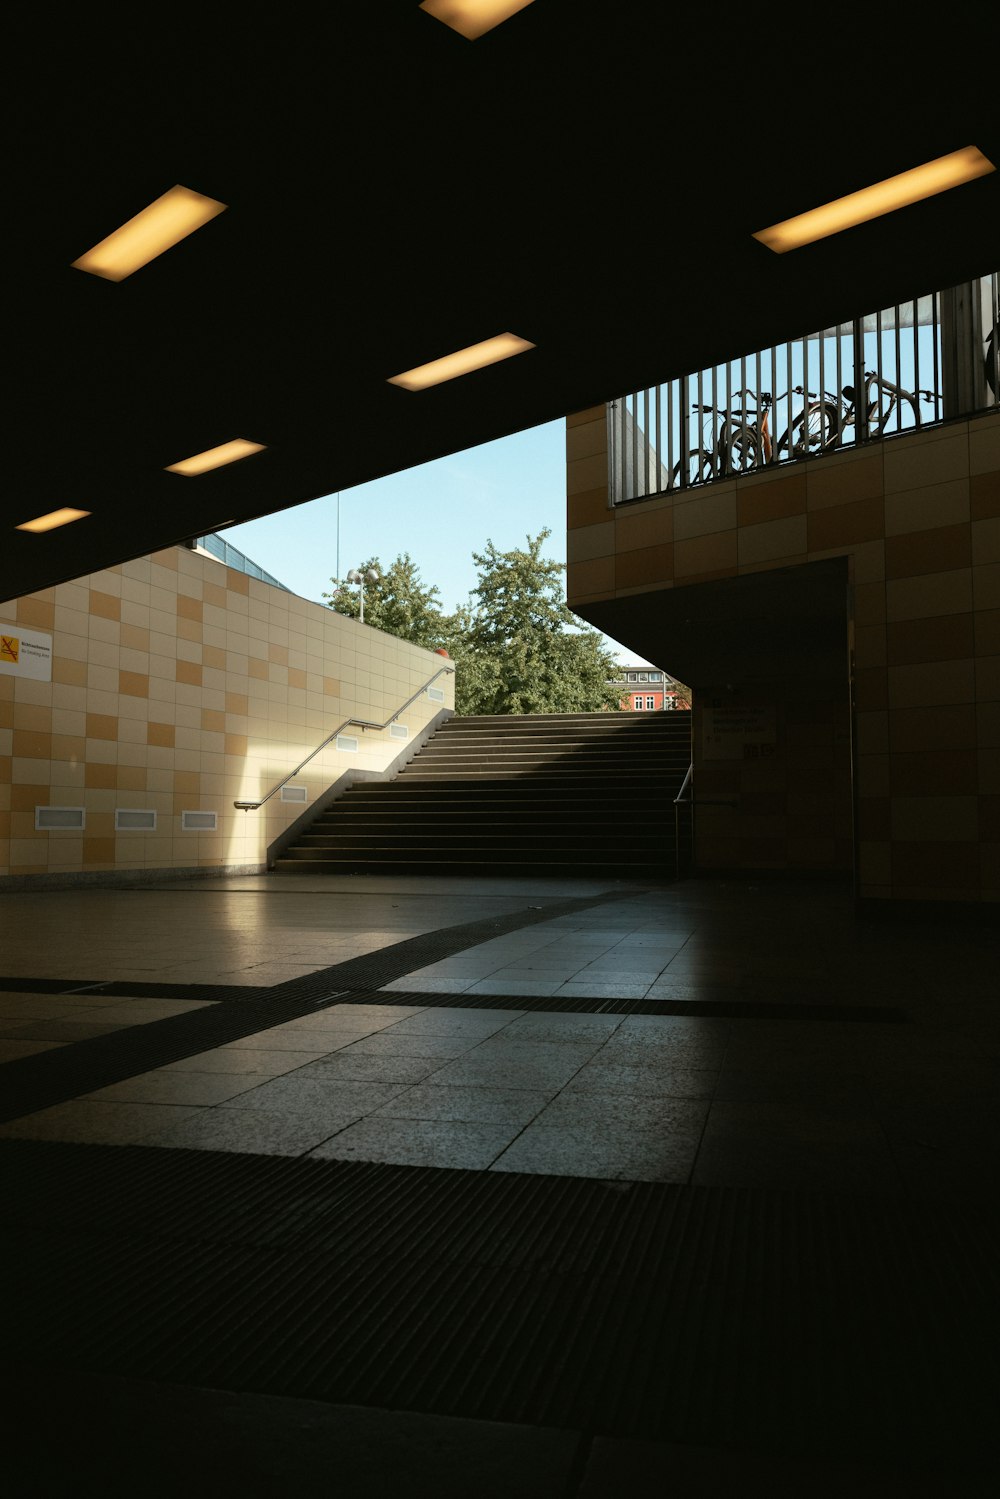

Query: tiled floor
<box><xmin>1</xmin><ymin>870</ymin><xmax>997</xmax><ymax>1494</ymax></box>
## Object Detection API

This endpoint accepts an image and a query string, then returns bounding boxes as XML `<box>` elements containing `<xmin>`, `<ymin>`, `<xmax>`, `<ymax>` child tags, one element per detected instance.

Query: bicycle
<box><xmin>822</xmin><ymin>370</ymin><xmax>937</xmax><ymax>444</ymax></box>
<box><xmin>671</xmin><ymin>371</ymin><xmax>938</xmax><ymax>488</ymax></box>
<box><xmin>670</xmin><ymin>385</ymin><xmax>827</xmax><ymax>486</ymax></box>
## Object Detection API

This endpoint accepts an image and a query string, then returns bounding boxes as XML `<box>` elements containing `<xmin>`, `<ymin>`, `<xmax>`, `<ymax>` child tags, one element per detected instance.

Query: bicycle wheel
<box><xmin>778</xmin><ymin>400</ymin><xmax>840</xmax><ymax>458</ymax></box>
<box><xmin>724</xmin><ymin>421</ymin><xmax>762</xmax><ymax>475</ymax></box>
<box><xmin>862</xmin><ymin>376</ymin><xmax>916</xmax><ymax>438</ymax></box>
<box><xmin>671</xmin><ymin>449</ymin><xmax>717</xmax><ymax>489</ymax></box>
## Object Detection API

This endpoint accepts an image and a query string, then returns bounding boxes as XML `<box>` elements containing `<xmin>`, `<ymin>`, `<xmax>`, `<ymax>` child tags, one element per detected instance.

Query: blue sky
<box><xmin>219</xmin><ymin>418</ymin><xmax>656</xmax><ymax>667</ymax></box>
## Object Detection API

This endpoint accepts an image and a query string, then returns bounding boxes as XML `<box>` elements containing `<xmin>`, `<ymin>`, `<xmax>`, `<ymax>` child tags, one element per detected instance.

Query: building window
<box><xmin>627</xmin><ymin>672</ymin><xmax>637</xmax><ymax>682</ymax></box>
<box><xmin>649</xmin><ymin>672</ymin><xmax>661</xmax><ymax>681</ymax></box>
<box><xmin>633</xmin><ymin>695</ymin><xmax>643</xmax><ymax>710</ymax></box>
<box><xmin>638</xmin><ymin>672</ymin><xmax>648</xmax><ymax>682</ymax></box>
<box><xmin>646</xmin><ymin>696</ymin><xmax>656</xmax><ymax>710</ymax></box>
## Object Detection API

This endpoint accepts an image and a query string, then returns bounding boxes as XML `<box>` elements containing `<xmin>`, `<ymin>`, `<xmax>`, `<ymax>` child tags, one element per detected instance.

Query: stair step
<box><xmin>275</xmin><ymin>709</ymin><xmax>690</xmax><ymax>879</ymax></box>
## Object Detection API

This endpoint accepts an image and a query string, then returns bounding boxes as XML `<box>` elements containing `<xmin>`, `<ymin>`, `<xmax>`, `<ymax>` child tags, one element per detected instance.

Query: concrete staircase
<box><xmin>274</xmin><ymin>711</ymin><xmax>692</xmax><ymax>879</ymax></box>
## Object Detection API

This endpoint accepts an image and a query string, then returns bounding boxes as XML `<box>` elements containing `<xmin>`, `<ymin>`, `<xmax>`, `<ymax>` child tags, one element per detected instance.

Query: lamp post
<box><xmin>346</xmin><ymin>566</ymin><xmax>378</xmax><ymax>625</ymax></box>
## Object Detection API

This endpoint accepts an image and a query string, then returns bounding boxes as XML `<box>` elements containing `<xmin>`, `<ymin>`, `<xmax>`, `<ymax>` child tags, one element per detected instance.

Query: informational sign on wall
<box><xmin>0</xmin><ymin>627</ymin><xmax>53</xmax><ymax>681</ymax></box>
<box><xmin>702</xmin><ymin>702</ymin><xmax>777</xmax><ymax>761</ymax></box>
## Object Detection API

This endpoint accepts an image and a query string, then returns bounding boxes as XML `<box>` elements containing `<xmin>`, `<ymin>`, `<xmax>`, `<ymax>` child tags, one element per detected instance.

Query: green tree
<box><xmin>322</xmin><ymin>552</ymin><xmax>453</xmax><ymax>650</ymax></box>
<box><xmin>447</xmin><ymin>529</ymin><xmax>623</xmax><ymax>716</ymax></box>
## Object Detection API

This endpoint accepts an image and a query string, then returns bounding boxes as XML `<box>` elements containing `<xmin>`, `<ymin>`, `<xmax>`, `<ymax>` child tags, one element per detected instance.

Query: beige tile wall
<box><xmin>0</xmin><ymin>547</ymin><xmax>454</xmax><ymax>880</ymax></box>
<box><xmin>567</xmin><ymin>406</ymin><xmax>1000</xmax><ymax>905</ymax></box>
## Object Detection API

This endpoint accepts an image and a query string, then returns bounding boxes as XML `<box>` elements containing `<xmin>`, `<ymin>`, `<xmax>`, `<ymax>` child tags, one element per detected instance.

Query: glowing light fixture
<box><xmin>165</xmin><ymin>439</ymin><xmax>266</xmax><ymax>477</ymax></box>
<box><xmin>419</xmin><ymin>0</ymin><xmax>535</xmax><ymax>39</ymax></box>
<box><xmin>72</xmin><ymin>185</ymin><xmax>228</xmax><ymax>282</ymax></box>
<box><xmin>752</xmin><ymin>146</ymin><xmax>995</xmax><ymax>254</ymax></box>
<box><xmin>15</xmin><ymin>507</ymin><xmax>91</xmax><ymax>534</ymax></box>
<box><xmin>388</xmin><ymin>333</ymin><xmax>535</xmax><ymax>391</ymax></box>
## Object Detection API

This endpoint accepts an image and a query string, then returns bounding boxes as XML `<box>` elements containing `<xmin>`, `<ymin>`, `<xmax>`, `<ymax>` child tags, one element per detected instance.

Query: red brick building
<box><xmin>612</xmin><ymin>665</ymin><xmax>691</xmax><ymax>712</ymax></box>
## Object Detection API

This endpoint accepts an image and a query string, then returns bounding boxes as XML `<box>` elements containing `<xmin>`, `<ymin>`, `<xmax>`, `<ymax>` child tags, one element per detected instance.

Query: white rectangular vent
<box><xmin>389</xmin><ymin>723</ymin><xmax>409</xmax><ymax>740</ymax></box>
<box><xmin>35</xmin><ymin>806</ymin><xmax>85</xmax><ymax>831</ymax></box>
<box><xmin>115</xmin><ymin>809</ymin><xmax>157</xmax><ymax>831</ymax></box>
<box><xmin>181</xmin><ymin>811</ymin><xmax>218</xmax><ymax>831</ymax></box>
<box><xmin>280</xmin><ymin>784</ymin><xmax>308</xmax><ymax>802</ymax></box>
<box><xmin>336</xmin><ymin>735</ymin><xmax>359</xmax><ymax>753</ymax></box>
<box><xmin>427</xmin><ymin>687</ymin><xmax>445</xmax><ymax>703</ymax></box>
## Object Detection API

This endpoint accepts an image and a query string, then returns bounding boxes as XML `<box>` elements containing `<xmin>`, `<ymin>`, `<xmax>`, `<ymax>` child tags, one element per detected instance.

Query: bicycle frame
<box><xmin>671</xmin><ymin>370</ymin><xmax>935</xmax><ymax>491</ymax></box>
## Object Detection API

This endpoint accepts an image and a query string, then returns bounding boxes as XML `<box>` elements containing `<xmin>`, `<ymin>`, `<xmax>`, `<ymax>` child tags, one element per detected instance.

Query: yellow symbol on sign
<box><xmin>0</xmin><ymin>634</ymin><xmax>19</xmax><ymax>664</ymax></box>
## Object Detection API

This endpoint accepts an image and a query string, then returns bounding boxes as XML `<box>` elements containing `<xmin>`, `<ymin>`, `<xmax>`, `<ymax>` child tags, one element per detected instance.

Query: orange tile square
<box><xmin>85</xmin><ymin>762</ymin><xmax>117</xmax><ymax>789</ymax></box>
<box><xmin>737</xmin><ymin>471</ymin><xmax>806</xmax><ymax>526</ymax></box>
<box><xmin>201</xmin><ymin>709</ymin><xmax>226</xmax><ymax>734</ymax></box>
<box><xmin>146</xmin><ymin>721</ymin><xmax>176</xmax><ymax>748</ymax></box>
<box><xmin>674</xmin><ymin>532</ymin><xmax>737</xmax><ymax>578</ymax></box>
<box><xmin>886</xmin><ymin>613</ymin><xmax>974</xmax><ymax>665</ymax></box>
<box><xmin>89</xmin><ymin>590</ymin><xmax>121</xmax><ymax>621</ymax></box>
<box><xmin>807</xmin><ymin>496</ymin><xmax>884</xmax><ymax>551</ymax></box>
<box><xmin>225</xmin><ymin>692</ymin><xmax>249</xmax><ymax>715</ymax></box>
<box><xmin>82</xmin><ymin>837</ymin><xmax>116</xmax><ymax>866</ymax></box>
<box><xmin>568</xmin><ymin>487</ymin><xmax>614</xmax><ymax>529</ymax></box>
<box><xmin>176</xmin><ymin>594</ymin><xmax>203</xmax><ymax>622</ymax></box>
<box><xmin>118</xmin><ymin>670</ymin><xmax>149</xmax><ymax>698</ymax></box>
<box><xmin>885</xmin><ymin>523</ymin><xmax>971</xmax><ymax>580</ymax></box>
<box><xmin>614</xmin><ymin>544</ymin><xmax>674</xmax><ymax>589</ymax></box>
<box><xmin>175</xmin><ymin>659</ymin><xmax>202</xmax><ymax>687</ymax></box>
<box><xmin>975</xmin><ymin>610</ymin><xmax>1000</xmax><ymax>657</ymax></box>
<box><xmin>85</xmin><ymin>713</ymin><xmax>118</xmax><ymax>741</ymax></box>
<box><xmin>970</xmin><ymin>470</ymin><xmax>999</xmax><ymax>520</ymax></box>
<box><xmin>16</xmin><ymin>596</ymin><xmax>55</xmax><ymax>630</ymax></box>
<box><xmin>11</xmin><ymin>729</ymin><xmax>52</xmax><ymax>759</ymax></box>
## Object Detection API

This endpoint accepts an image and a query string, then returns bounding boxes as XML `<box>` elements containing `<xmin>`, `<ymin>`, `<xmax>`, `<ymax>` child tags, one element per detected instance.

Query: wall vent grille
<box><xmin>181</xmin><ymin>811</ymin><xmax>218</xmax><ymax>831</ymax></box>
<box><xmin>115</xmin><ymin>809</ymin><xmax>157</xmax><ymax>831</ymax></box>
<box><xmin>389</xmin><ymin>723</ymin><xmax>409</xmax><ymax>740</ymax></box>
<box><xmin>336</xmin><ymin>735</ymin><xmax>359</xmax><ymax>753</ymax></box>
<box><xmin>280</xmin><ymin>785</ymin><xmax>308</xmax><ymax>802</ymax></box>
<box><xmin>35</xmin><ymin>807</ymin><xmax>85</xmax><ymax>831</ymax></box>
<box><xmin>427</xmin><ymin>687</ymin><xmax>445</xmax><ymax>703</ymax></box>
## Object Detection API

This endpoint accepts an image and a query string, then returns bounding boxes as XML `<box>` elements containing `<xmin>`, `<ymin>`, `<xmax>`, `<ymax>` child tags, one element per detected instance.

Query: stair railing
<box><xmin>673</xmin><ymin>762</ymin><xmax>738</xmax><ymax>878</ymax></box>
<box><xmin>234</xmin><ymin>664</ymin><xmax>455</xmax><ymax>811</ymax></box>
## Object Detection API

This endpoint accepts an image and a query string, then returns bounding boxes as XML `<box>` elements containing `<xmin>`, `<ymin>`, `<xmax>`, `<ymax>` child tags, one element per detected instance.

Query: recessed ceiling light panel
<box><xmin>165</xmin><ymin>440</ymin><xmax>266</xmax><ymax>477</ymax></box>
<box><xmin>388</xmin><ymin>333</ymin><xmax>535</xmax><ymax>391</ymax></box>
<box><xmin>15</xmin><ymin>508</ymin><xmax>91</xmax><ymax>534</ymax></box>
<box><xmin>72</xmin><ymin>185</ymin><xmax>228</xmax><ymax>282</ymax></box>
<box><xmin>419</xmin><ymin>1</ymin><xmax>535</xmax><ymax>40</ymax></box>
<box><xmin>752</xmin><ymin>146</ymin><xmax>996</xmax><ymax>253</ymax></box>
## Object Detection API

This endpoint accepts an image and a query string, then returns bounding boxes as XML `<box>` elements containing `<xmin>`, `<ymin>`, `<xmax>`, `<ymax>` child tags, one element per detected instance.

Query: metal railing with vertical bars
<box><xmin>609</xmin><ymin>271</ymin><xmax>999</xmax><ymax>505</ymax></box>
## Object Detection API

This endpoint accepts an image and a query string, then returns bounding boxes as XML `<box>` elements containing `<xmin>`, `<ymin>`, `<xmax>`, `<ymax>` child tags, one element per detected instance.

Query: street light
<box><xmin>346</xmin><ymin>566</ymin><xmax>378</xmax><ymax>625</ymax></box>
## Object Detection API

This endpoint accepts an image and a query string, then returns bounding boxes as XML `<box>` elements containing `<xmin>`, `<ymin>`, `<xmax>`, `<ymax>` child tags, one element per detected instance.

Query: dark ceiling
<box><xmin>5</xmin><ymin>1</ymin><xmax>998</xmax><ymax>602</ymax></box>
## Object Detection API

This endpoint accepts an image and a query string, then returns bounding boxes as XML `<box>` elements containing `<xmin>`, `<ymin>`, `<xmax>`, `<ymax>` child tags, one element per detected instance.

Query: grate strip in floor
<box><xmin>0</xmin><ymin>1139</ymin><xmax>996</xmax><ymax>1469</ymax></box>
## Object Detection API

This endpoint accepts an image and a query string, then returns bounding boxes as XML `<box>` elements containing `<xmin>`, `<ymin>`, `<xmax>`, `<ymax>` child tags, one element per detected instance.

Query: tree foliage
<box><xmin>322</xmin><ymin>553</ymin><xmax>452</xmax><ymax>650</ymax></box>
<box><xmin>324</xmin><ymin>530</ymin><xmax>625</xmax><ymax>716</ymax></box>
<box><xmin>445</xmin><ymin>530</ymin><xmax>623</xmax><ymax>716</ymax></box>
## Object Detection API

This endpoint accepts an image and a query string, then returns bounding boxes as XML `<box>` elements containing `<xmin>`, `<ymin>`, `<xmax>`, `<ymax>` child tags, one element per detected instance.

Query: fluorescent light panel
<box><xmin>753</xmin><ymin>146</ymin><xmax>995</xmax><ymax>253</ymax></box>
<box><xmin>419</xmin><ymin>0</ymin><xmax>535</xmax><ymax>40</ymax></box>
<box><xmin>16</xmin><ymin>507</ymin><xmax>91</xmax><ymax>534</ymax></box>
<box><xmin>389</xmin><ymin>333</ymin><xmax>535</xmax><ymax>391</ymax></box>
<box><xmin>72</xmin><ymin>185</ymin><xmax>227</xmax><ymax>281</ymax></box>
<box><xmin>166</xmin><ymin>440</ymin><xmax>266</xmax><ymax>477</ymax></box>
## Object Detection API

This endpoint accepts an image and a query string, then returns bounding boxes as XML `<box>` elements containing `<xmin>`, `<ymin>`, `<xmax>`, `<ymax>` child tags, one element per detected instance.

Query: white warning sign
<box><xmin>0</xmin><ymin>627</ymin><xmax>53</xmax><ymax>681</ymax></box>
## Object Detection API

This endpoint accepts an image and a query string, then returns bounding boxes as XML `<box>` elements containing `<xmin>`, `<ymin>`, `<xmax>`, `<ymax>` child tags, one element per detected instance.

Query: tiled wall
<box><xmin>566</xmin><ymin>407</ymin><xmax>1000</xmax><ymax>905</ymax></box>
<box><xmin>0</xmin><ymin>547</ymin><xmax>454</xmax><ymax>882</ymax></box>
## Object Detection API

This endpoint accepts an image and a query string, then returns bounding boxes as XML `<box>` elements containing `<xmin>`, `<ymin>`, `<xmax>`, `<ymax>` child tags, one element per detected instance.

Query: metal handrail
<box><xmin>672</xmin><ymin>762</ymin><xmax>738</xmax><ymax>878</ymax></box>
<box><xmin>234</xmin><ymin>664</ymin><xmax>455</xmax><ymax>811</ymax></box>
